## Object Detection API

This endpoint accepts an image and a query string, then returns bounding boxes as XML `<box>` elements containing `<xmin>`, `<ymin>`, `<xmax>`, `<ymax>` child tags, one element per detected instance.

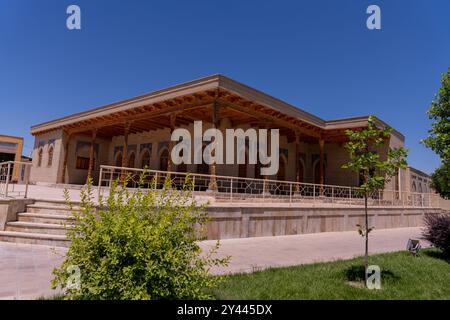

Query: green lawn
<box><xmin>212</xmin><ymin>249</ymin><xmax>450</xmax><ymax>300</ymax></box>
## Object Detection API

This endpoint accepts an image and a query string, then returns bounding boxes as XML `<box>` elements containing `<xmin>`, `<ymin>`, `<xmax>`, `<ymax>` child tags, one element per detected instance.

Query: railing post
<box><xmin>313</xmin><ymin>185</ymin><xmax>316</xmax><ymax>203</ymax></box>
<box><xmin>154</xmin><ymin>172</ymin><xmax>158</xmax><ymax>190</ymax></box>
<box><xmin>289</xmin><ymin>183</ymin><xmax>292</xmax><ymax>203</ymax></box>
<box><xmin>24</xmin><ymin>164</ymin><xmax>30</xmax><ymax>199</ymax></box>
<box><xmin>109</xmin><ymin>169</ymin><xmax>113</xmax><ymax>188</ymax></box>
<box><xmin>5</xmin><ymin>162</ymin><xmax>11</xmax><ymax>198</ymax></box>
<box><xmin>230</xmin><ymin>178</ymin><xmax>233</xmax><ymax>201</ymax></box>
<box><xmin>349</xmin><ymin>187</ymin><xmax>352</xmax><ymax>204</ymax></box>
<box><xmin>263</xmin><ymin>179</ymin><xmax>266</xmax><ymax>200</ymax></box>
<box><xmin>97</xmin><ymin>166</ymin><xmax>103</xmax><ymax>201</ymax></box>
<box><xmin>331</xmin><ymin>186</ymin><xmax>334</xmax><ymax>203</ymax></box>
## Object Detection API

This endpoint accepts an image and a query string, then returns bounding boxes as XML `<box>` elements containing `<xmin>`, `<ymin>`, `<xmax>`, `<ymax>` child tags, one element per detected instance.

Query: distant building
<box><xmin>405</xmin><ymin>167</ymin><xmax>432</xmax><ymax>194</ymax></box>
<box><xmin>0</xmin><ymin>135</ymin><xmax>24</xmax><ymax>182</ymax></box>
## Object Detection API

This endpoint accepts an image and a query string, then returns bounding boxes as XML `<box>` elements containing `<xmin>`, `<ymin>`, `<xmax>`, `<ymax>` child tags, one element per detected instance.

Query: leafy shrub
<box><xmin>52</xmin><ymin>173</ymin><xmax>229</xmax><ymax>300</ymax></box>
<box><xmin>422</xmin><ymin>212</ymin><xmax>450</xmax><ymax>257</ymax></box>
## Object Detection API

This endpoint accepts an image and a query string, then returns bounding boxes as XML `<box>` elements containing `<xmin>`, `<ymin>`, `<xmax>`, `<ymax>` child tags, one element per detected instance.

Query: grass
<box><xmin>212</xmin><ymin>249</ymin><xmax>450</xmax><ymax>300</ymax></box>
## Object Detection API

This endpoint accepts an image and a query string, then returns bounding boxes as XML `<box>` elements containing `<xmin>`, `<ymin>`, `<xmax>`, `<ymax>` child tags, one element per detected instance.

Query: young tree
<box><xmin>422</xmin><ymin>70</ymin><xmax>450</xmax><ymax>199</ymax></box>
<box><xmin>342</xmin><ymin>115</ymin><xmax>408</xmax><ymax>285</ymax></box>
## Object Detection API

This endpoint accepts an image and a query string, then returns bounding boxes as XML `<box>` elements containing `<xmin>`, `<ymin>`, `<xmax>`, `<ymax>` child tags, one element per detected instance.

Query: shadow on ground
<box><xmin>344</xmin><ymin>265</ymin><xmax>401</xmax><ymax>283</ymax></box>
<box><xmin>422</xmin><ymin>249</ymin><xmax>450</xmax><ymax>263</ymax></box>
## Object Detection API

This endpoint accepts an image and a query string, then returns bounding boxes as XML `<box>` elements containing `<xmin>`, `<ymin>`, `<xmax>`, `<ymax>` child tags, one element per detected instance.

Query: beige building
<box><xmin>28</xmin><ymin>74</ymin><xmax>429</xmax><ymax>196</ymax></box>
<box><xmin>0</xmin><ymin>135</ymin><xmax>24</xmax><ymax>183</ymax></box>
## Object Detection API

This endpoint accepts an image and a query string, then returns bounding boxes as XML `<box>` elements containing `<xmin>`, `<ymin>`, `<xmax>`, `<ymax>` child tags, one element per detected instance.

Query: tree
<box><xmin>342</xmin><ymin>115</ymin><xmax>408</xmax><ymax>285</ymax></box>
<box><xmin>422</xmin><ymin>69</ymin><xmax>450</xmax><ymax>199</ymax></box>
<box><xmin>430</xmin><ymin>163</ymin><xmax>450</xmax><ymax>200</ymax></box>
<box><xmin>52</xmin><ymin>174</ymin><xmax>229</xmax><ymax>300</ymax></box>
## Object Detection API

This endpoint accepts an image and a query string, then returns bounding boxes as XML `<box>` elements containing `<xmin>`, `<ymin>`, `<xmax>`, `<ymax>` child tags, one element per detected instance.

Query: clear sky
<box><xmin>0</xmin><ymin>0</ymin><xmax>448</xmax><ymax>174</ymax></box>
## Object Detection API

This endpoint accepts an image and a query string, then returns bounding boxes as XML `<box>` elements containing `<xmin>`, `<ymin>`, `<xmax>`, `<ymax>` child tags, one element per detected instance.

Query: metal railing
<box><xmin>97</xmin><ymin>165</ymin><xmax>440</xmax><ymax>207</ymax></box>
<box><xmin>0</xmin><ymin>161</ymin><xmax>32</xmax><ymax>199</ymax></box>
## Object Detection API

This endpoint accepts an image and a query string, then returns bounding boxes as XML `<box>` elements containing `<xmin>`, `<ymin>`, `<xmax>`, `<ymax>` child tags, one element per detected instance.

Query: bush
<box><xmin>52</xmin><ymin>173</ymin><xmax>229</xmax><ymax>300</ymax></box>
<box><xmin>422</xmin><ymin>212</ymin><xmax>450</xmax><ymax>257</ymax></box>
<box><xmin>430</xmin><ymin>162</ymin><xmax>450</xmax><ymax>200</ymax></box>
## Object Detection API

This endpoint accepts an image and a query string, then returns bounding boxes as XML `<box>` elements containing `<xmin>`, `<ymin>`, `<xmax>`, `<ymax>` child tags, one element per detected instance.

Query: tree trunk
<box><xmin>364</xmin><ymin>193</ymin><xmax>369</xmax><ymax>285</ymax></box>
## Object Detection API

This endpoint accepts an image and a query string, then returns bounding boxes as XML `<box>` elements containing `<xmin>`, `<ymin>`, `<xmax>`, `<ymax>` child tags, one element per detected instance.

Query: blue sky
<box><xmin>0</xmin><ymin>0</ymin><xmax>448</xmax><ymax>174</ymax></box>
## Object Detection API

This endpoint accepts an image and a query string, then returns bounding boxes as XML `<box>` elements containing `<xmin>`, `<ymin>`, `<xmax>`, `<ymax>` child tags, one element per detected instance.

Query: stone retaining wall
<box><xmin>0</xmin><ymin>199</ymin><xmax>34</xmax><ymax>230</ymax></box>
<box><xmin>206</xmin><ymin>205</ymin><xmax>443</xmax><ymax>240</ymax></box>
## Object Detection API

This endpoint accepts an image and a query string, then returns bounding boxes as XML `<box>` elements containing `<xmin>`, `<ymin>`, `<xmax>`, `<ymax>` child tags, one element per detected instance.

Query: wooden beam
<box><xmin>65</xmin><ymin>102</ymin><xmax>214</xmax><ymax>135</ymax></box>
<box><xmin>208</xmin><ymin>101</ymin><xmax>219</xmax><ymax>191</ymax></box>
<box><xmin>61</xmin><ymin>132</ymin><xmax>72</xmax><ymax>184</ymax></box>
<box><xmin>167</xmin><ymin>114</ymin><xmax>177</xmax><ymax>173</ymax></box>
<box><xmin>319</xmin><ymin>138</ymin><xmax>325</xmax><ymax>190</ymax></box>
<box><xmin>120</xmin><ymin>122</ymin><xmax>131</xmax><ymax>181</ymax></box>
<box><xmin>86</xmin><ymin>128</ymin><xmax>97</xmax><ymax>183</ymax></box>
<box><xmin>220</xmin><ymin>100</ymin><xmax>322</xmax><ymax>139</ymax></box>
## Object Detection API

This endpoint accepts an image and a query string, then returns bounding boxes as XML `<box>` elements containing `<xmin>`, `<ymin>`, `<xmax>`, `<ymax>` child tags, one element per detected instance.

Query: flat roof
<box><xmin>0</xmin><ymin>134</ymin><xmax>23</xmax><ymax>141</ymax></box>
<box><xmin>30</xmin><ymin>74</ymin><xmax>405</xmax><ymax>141</ymax></box>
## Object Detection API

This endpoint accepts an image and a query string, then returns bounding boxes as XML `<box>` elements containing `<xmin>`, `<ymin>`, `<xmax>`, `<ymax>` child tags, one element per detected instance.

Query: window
<box><xmin>141</xmin><ymin>150</ymin><xmax>151</xmax><ymax>168</ymax></box>
<box><xmin>76</xmin><ymin>156</ymin><xmax>92</xmax><ymax>170</ymax></box>
<box><xmin>159</xmin><ymin>149</ymin><xmax>169</xmax><ymax>171</ymax></box>
<box><xmin>314</xmin><ymin>160</ymin><xmax>327</xmax><ymax>185</ymax></box>
<box><xmin>197</xmin><ymin>144</ymin><xmax>209</xmax><ymax>174</ymax></box>
<box><xmin>37</xmin><ymin>148</ymin><xmax>43</xmax><ymax>167</ymax></box>
<box><xmin>48</xmin><ymin>146</ymin><xmax>54</xmax><ymax>167</ymax></box>
<box><xmin>277</xmin><ymin>155</ymin><xmax>286</xmax><ymax>181</ymax></box>
<box><xmin>115</xmin><ymin>152</ymin><xmax>123</xmax><ymax>167</ymax></box>
<box><xmin>128</xmin><ymin>152</ymin><xmax>136</xmax><ymax>168</ymax></box>
<box><xmin>177</xmin><ymin>149</ymin><xmax>187</xmax><ymax>172</ymax></box>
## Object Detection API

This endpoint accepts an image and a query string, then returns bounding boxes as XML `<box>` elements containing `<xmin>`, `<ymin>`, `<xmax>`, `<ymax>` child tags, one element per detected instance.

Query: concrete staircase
<box><xmin>0</xmin><ymin>200</ymin><xmax>77</xmax><ymax>247</ymax></box>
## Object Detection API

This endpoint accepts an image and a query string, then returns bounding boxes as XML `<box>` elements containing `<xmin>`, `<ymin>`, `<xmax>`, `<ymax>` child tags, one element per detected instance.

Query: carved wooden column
<box><xmin>208</xmin><ymin>102</ymin><xmax>219</xmax><ymax>192</ymax></box>
<box><xmin>61</xmin><ymin>132</ymin><xmax>72</xmax><ymax>184</ymax></box>
<box><xmin>167</xmin><ymin>113</ymin><xmax>177</xmax><ymax>173</ymax></box>
<box><xmin>86</xmin><ymin>128</ymin><xmax>97</xmax><ymax>183</ymax></box>
<box><xmin>120</xmin><ymin>122</ymin><xmax>131</xmax><ymax>181</ymax></box>
<box><xmin>294</xmin><ymin>132</ymin><xmax>301</xmax><ymax>193</ymax></box>
<box><xmin>319</xmin><ymin>138</ymin><xmax>325</xmax><ymax>194</ymax></box>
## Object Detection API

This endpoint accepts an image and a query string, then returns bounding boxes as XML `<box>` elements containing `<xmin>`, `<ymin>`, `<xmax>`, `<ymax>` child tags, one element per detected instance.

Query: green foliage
<box><xmin>52</xmin><ymin>173</ymin><xmax>229</xmax><ymax>300</ymax></box>
<box><xmin>422</xmin><ymin>70</ymin><xmax>450</xmax><ymax>199</ymax></box>
<box><xmin>422</xmin><ymin>70</ymin><xmax>450</xmax><ymax>162</ymax></box>
<box><xmin>356</xmin><ymin>224</ymin><xmax>374</xmax><ymax>237</ymax></box>
<box><xmin>430</xmin><ymin>162</ymin><xmax>450</xmax><ymax>200</ymax></box>
<box><xmin>422</xmin><ymin>212</ymin><xmax>450</xmax><ymax>258</ymax></box>
<box><xmin>342</xmin><ymin>115</ymin><xmax>408</xmax><ymax>196</ymax></box>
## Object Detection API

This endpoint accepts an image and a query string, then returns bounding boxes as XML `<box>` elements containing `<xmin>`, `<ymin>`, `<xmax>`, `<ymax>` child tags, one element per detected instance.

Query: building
<box><xmin>29</xmin><ymin>74</ymin><xmax>424</xmax><ymax>195</ymax></box>
<box><xmin>0</xmin><ymin>135</ymin><xmax>24</xmax><ymax>183</ymax></box>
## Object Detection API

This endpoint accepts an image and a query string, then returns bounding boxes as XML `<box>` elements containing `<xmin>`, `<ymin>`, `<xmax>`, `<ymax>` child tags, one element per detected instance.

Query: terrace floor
<box><xmin>2</xmin><ymin>184</ymin><xmax>400</xmax><ymax>208</ymax></box>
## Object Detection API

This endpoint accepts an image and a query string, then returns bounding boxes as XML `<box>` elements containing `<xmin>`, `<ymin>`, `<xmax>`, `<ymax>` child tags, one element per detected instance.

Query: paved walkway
<box><xmin>200</xmin><ymin>227</ymin><xmax>427</xmax><ymax>275</ymax></box>
<box><xmin>0</xmin><ymin>227</ymin><xmax>425</xmax><ymax>299</ymax></box>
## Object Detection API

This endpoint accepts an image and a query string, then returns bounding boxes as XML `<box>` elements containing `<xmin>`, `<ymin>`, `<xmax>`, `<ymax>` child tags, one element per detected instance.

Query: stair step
<box><xmin>17</xmin><ymin>212</ymin><xmax>75</xmax><ymax>225</ymax></box>
<box><xmin>32</xmin><ymin>200</ymin><xmax>82</xmax><ymax>208</ymax></box>
<box><xmin>26</xmin><ymin>204</ymin><xmax>80</xmax><ymax>215</ymax></box>
<box><xmin>5</xmin><ymin>221</ymin><xmax>71</xmax><ymax>235</ymax></box>
<box><xmin>0</xmin><ymin>231</ymin><xmax>70</xmax><ymax>247</ymax></box>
